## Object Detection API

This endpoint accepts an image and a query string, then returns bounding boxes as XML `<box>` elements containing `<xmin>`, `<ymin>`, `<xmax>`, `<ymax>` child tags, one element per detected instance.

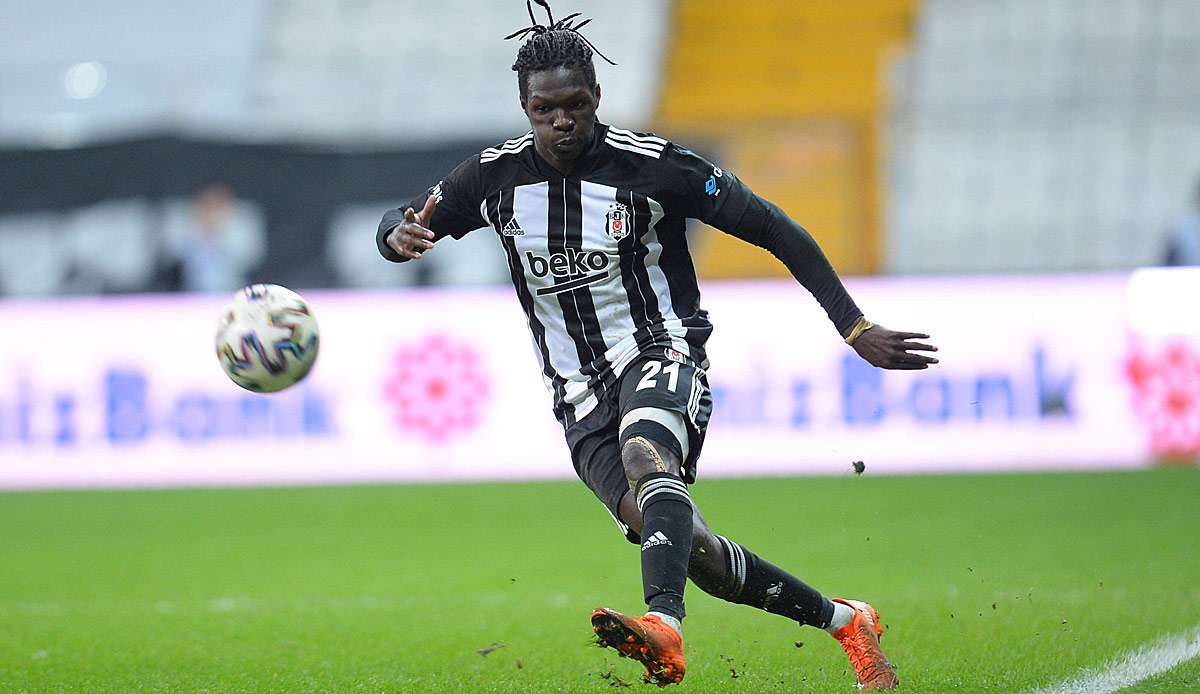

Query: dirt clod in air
<box><xmin>599</xmin><ymin>669</ymin><xmax>631</xmax><ymax>687</ymax></box>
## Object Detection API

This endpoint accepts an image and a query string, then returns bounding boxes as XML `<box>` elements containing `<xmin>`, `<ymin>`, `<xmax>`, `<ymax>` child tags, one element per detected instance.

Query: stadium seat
<box><xmin>889</xmin><ymin>0</ymin><xmax>1200</xmax><ymax>273</ymax></box>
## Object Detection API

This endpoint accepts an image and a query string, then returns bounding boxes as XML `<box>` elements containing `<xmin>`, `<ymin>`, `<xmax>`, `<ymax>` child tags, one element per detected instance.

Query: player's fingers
<box><xmin>387</xmin><ymin>228</ymin><xmax>431</xmax><ymax>257</ymax></box>
<box><xmin>401</xmin><ymin>231</ymin><xmax>434</xmax><ymax>252</ymax></box>
<box><xmin>395</xmin><ymin>221</ymin><xmax>433</xmax><ymax>243</ymax></box>
<box><xmin>403</xmin><ymin>207</ymin><xmax>417</xmax><ymax>223</ymax></box>
<box><xmin>901</xmin><ymin>341</ymin><xmax>938</xmax><ymax>352</ymax></box>
<box><xmin>399</xmin><ymin>241</ymin><xmax>425</xmax><ymax>260</ymax></box>
<box><xmin>385</xmin><ymin>228</ymin><xmax>407</xmax><ymax>255</ymax></box>
<box><xmin>417</xmin><ymin>194</ymin><xmax>438</xmax><ymax>225</ymax></box>
<box><xmin>894</xmin><ymin>332</ymin><xmax>930</xmax><ymax>340</ymax></box>
<box><xmin>888</xmin><ymin>353</ymin><xmax>931</xmax><ymax>369</ymax></box>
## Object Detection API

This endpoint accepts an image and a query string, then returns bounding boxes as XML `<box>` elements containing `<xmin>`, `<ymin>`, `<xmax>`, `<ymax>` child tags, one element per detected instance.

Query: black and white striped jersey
<box><xmin>379</xmin><ymin>122</ymin><xmax>862</xmax><ymax>427</ymax></box>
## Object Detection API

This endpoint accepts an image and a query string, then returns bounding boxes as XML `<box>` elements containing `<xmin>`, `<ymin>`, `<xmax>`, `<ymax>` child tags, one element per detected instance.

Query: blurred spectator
<box><xmin>159</xmin><ymin>182</ymin><xmax>266</xmax><ymax>293</ymax></box>
<box><xmin>1164</xmin><ymin>179</ymin><xmax>1200</xmax><ymax>266</ymax></box>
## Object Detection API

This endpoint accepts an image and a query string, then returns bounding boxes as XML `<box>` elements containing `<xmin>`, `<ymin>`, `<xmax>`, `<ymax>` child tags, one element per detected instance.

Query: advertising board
<box><xmin>0</xmin><ymin>270</ymin><xmax>1195</xmax><ymax>489</ymax></box>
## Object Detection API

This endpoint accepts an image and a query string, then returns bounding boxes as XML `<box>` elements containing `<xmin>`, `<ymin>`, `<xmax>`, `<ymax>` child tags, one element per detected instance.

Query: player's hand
<box><xmin>851</xmin><ymin>325</ymin><xmax>939</xmax><ymax>370</ymax></box>
<box><xmin>385</xmin><ymin>195</ymin><xmax>437</xmax><ymax>260</ymax></box>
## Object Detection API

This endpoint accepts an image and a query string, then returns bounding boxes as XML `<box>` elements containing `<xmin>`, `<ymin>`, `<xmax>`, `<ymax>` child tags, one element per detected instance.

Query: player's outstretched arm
<box><xmin>661</xmin><ymin>144</ymin><xmax>941</xmax><ymax>370</ymax></box>
<box><xmin>710</xmin><ymin>189</ymin><xmax>939</xmax><ymax>370</ymax></box>
<box><xmin>380</xmin><ymin>195</ymin><xmax>437</xmax><ymax>261</ymax></box>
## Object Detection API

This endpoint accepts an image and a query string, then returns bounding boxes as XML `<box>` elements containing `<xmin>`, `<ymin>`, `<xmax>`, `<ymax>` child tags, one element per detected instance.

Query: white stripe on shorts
<box><xmin>687</xmin><ymin>370</ymin><xmax>702</xmax><ymax>420</ymax></box>
<box><xmin>619</xmin><ymin>407</ymin><xmax>690</xmax><ymax>461</ymax></box>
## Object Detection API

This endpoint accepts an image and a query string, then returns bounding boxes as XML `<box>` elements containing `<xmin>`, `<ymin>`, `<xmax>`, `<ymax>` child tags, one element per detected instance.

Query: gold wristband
<box><xmin>844</xmin><ymin>317</ymin><xmax>875</xmax><ymax>346</ymax></box>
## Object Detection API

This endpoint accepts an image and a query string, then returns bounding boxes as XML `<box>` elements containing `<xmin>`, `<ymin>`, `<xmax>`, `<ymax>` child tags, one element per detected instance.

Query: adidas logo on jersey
<box><xmin>501</xmin><ymin>219</ymin><xmax>524</xmax><ymax>236</ymax></box>
<box><xmin>641</xmin><ymin>531</ymin><xmax>672</xmax><ymax>551</ymax></box>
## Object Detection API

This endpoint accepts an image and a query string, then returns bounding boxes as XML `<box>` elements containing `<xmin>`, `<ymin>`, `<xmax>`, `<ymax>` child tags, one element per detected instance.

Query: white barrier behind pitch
<box><xmin>0</xmin><ymin>269</ymin><xmax>1195</xmax><ymax>489</ymax></box>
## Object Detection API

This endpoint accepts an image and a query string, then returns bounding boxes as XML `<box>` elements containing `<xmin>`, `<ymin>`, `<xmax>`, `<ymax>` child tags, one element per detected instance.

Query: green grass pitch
<box><xmin>3</xmin><ymin>467</ymin><xmax>1199</xmax><ymax>692</ymax></box>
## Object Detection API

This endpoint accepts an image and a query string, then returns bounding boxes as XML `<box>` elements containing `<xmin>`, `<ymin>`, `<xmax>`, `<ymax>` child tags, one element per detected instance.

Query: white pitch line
<box><xmin>1030</xmin><ymin>626</ymin><xmax>1200</xmax><ymax>694</ymax></box>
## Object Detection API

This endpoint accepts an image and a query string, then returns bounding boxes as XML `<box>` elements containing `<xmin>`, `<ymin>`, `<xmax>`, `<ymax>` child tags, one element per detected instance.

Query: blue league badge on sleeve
<box><xmin>704</xmin><ymin>167</ymin><xmax>724</xmax><ymax>197</ymax></box>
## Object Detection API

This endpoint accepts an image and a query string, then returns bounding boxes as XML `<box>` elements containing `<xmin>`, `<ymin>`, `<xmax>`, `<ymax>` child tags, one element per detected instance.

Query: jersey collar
<box><xmin>529</xmin><ymin>122</ymin><xmax>610</xmax><ymax>179</ymax></box>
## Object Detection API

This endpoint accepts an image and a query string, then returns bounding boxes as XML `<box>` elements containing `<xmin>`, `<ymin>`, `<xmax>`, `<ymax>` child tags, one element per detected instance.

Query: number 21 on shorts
<box><xmin>636</xmin><ymin>361</ymin><xmax>680</xmax><ymax>392</ymax></box>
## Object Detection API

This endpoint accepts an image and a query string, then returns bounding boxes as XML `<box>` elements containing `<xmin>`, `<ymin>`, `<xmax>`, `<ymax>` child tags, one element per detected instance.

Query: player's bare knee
<box><xmin>621</xmin><ymin>435</ymin><xmax>677</xmax><ymax>490</ymax></box>
<box><xmin>619</xmin><ymin>407</ymin><xmax>688</xmax><ymax>490</ymax></box>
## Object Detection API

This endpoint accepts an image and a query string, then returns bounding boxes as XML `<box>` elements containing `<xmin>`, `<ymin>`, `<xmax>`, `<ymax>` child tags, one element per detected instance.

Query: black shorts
<box><xmin>565</xmin><ymin>348</ymin><xmax>713</xmax><ymax>543</ymax></box>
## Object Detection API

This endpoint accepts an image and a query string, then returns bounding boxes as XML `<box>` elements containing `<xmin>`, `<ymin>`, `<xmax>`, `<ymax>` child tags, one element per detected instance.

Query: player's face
<box><xmin>522</xmin><ymin>66</ymin><xmax>601</xmax><ymax>168</ymax></box>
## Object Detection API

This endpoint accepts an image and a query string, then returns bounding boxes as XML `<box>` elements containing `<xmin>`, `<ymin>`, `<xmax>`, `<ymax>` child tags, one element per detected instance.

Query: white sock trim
<box><xmin>647</xmin><ymin>611</ymin><xmax>682</xmax><ymax>635</ymax></box>
<box><xmin>824</xmin><ymin>601</ymin><xmax>855</xmax><ymax>634</ymax></box>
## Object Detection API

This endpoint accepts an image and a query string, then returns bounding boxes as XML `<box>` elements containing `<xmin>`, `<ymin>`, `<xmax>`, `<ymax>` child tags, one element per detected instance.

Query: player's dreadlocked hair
<box><xmin>507</xmin><ymin>0</ymin><xmax>616</xmax><ymax>102</ymax></box>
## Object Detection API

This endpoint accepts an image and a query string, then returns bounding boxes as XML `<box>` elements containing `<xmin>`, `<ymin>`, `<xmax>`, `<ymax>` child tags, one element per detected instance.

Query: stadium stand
<box><xmin>888</xmin><ymin>0</ymin><xmax>1200</xmax><ymax>273</ymax></box>
<box><xmin>0</xmin><ymin>0</ymin><xmax>669</xmax><ymax>296</ymax></box>
<box><xmin>0</xmin><ymin>0</ymin><xmax>668</xmax><ymax>145</ymax></box>
<box><xmin>0</xmin><ymin>0</ymin><xmax>262</xmax><ymax>145</ymax></box>
<box><xmin>2</xmin><ymin>0</ymin><xmax>1198</xmax><ymax>296</ymax></box>
<box><xmin>250</xmin><ymin>0</ymin><xmax>669</xmax><ymax>142</ymax></box>
<box><xmin>657</xmin><ymin>0</ymin><xmax>917</xmax><ymax>278</ymax></box>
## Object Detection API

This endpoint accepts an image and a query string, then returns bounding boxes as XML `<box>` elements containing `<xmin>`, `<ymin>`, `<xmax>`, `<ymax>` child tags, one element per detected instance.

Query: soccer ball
<box><xmin>215</xmin><ymin>284</ymin><xmax>320</xmax><ymax>393</ymax></box>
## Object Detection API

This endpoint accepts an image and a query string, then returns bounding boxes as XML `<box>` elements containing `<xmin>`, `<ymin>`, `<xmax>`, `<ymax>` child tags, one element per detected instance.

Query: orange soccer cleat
<box><xmin>830</xmin><ymin>598</ymin><xmax>899</xmax><ymax>691</ymax></box>
<box><xmin>591</xmin><ymin>608</ymin><xmax>686</xmax><ymax>687</ymax></box>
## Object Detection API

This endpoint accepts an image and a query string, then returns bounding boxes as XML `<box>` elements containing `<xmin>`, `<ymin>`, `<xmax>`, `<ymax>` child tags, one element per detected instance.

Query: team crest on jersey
<box><xmin>664</xmin><ymin>348</ymin><xmax>686</xmax><ymax>364</ymax></box>
<box><xmin>605</xmin><ymin>203</ymin><xmax>631</xmax><ymax>241</ymax></box>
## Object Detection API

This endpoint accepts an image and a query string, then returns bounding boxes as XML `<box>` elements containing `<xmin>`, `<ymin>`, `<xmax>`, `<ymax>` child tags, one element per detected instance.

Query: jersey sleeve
<box><xmin>377</xmin><ymin>154</ymin><xmax>487</xmax><ymax>262</ymax></box>
<box><xmin>659</xmin><ymin>143</ymin><xmax>863</xmax><ymax>337</ymax></box>
<box><xmin>658</xmin><ymin>144</ymin><xmax>754</xmax><ymax>229</ymax></box>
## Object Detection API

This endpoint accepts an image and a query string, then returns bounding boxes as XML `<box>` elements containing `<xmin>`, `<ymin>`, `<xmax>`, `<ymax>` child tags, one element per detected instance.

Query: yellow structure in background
<box><xmin>657</xmin><ymin>0</ymin><xmax>916</xmax><ymax>278</ymax></box>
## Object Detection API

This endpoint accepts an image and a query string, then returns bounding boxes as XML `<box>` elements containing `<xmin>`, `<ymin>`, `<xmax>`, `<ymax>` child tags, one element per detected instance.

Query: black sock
<box><xmin>714</xmin><ymin>536</ymin><xmax>835</xmax><ymax>628</ymax></box>
<box><xmin>635</xmin><ymin>472</ymin><xmax>694</xmax><ymax>621</ymax></box>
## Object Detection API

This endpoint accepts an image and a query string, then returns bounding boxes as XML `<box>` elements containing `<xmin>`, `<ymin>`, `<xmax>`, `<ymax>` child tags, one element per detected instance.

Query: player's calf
<box><xmin>688</xmin><ymin>529</ymin><xmax>836</xmax><ymax>629</ymax></box>
<box><xmin>621</xmin><ymin>435</ymin><xmax>692</xmax><ymax>628</ymax></box>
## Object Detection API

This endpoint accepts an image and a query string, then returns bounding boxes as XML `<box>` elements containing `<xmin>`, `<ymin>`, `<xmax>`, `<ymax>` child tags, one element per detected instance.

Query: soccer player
<box><xmin>377</xmin><ymin>3</ymin><xmax>937</xmax><ymax>689</ymax></box>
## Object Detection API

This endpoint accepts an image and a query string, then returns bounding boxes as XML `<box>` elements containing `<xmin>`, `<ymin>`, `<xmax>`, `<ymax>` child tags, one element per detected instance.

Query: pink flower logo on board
<box><xmin>1125</xmin><ymin>340</ymin><xmax>1200</xmax><ymax>457</ymax></box>
<box><xmin>382</xmin><ymin>334</ymin><xmax>490</xmax><ymax>442</ymax></box>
